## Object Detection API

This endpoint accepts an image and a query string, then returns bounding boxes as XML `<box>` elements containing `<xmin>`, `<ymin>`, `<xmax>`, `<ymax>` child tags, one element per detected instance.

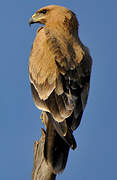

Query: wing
<box><xmin>65</xmin><ymin>50</ymin><xmax>92</xmax><ymax>131</ymax></box>
<box><xmin>43</xmin><ymin>27</ymin><xmax>92</xmax><ymax>131</ymax></box>
<box><xmin>29</xmin><ymin>27</ymin><xmax>74</xmax><ymax>136</ymax></box>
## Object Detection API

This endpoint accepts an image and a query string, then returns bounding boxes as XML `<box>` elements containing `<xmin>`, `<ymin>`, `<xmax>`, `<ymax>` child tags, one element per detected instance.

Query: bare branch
<box><xmin>32</xmin><ymin>129</ymin><xmax>56</xmax><ymax>180</ymax></box>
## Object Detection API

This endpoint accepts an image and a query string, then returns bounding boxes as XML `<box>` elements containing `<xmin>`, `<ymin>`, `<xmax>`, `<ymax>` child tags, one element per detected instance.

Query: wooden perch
<box><xmin>32</xmin><ymin>128</ymin><xmax>56</xmax><ymax>180</ymax></box>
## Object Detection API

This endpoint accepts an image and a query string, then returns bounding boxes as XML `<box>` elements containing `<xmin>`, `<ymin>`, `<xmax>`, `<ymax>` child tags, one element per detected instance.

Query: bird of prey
<box><xmin>29</xmin><ymin>5</ymin><xmax>92</xmax><ymax>174</ymax></box>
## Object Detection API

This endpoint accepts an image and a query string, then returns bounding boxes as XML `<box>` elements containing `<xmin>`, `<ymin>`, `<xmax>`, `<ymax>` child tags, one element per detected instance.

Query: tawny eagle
<box><xmin>29</xmin><ymin>5</ymin><xmax>92</xmax><ymax>173</ymax></box>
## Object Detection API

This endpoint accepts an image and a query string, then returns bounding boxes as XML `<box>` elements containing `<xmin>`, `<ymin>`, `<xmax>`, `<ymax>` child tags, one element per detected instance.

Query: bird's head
<box><xmin>29</xmin><ymin>5</ymin><xmax>79</xmax><ymax>35</ymax></box>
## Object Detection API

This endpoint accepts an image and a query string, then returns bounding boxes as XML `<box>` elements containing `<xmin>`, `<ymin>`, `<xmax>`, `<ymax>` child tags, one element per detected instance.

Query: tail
<box><xmin>44</xmin><ymin>114</ymin><xmax>77</xmax><ymax>174</ymax></box>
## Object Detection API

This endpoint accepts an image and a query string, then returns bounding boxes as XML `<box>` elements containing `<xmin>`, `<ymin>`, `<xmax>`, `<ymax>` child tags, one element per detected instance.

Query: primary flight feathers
<box><xmin>29</xmin><ymin>5</ymin><xmax>92</xmax><ymax>174</ymax></box>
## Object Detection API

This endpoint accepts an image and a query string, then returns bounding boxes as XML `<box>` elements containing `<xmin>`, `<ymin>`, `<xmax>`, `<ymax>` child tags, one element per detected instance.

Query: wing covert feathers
<box><xmin>29</xmin><ymin>28</ymin><xmax>59</xmax><ymax>100</ymax></box>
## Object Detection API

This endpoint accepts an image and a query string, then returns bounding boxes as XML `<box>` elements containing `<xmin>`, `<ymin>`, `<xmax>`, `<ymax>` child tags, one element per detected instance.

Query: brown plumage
<box><xmin>29</xmin><ymin>5</ymin><xmax>92</xmax><ymax>173</ymax></box>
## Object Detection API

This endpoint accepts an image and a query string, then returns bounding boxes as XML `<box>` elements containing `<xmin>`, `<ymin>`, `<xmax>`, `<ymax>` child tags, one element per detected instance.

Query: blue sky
<box><xmin>0</xmin><ymin>0</ymin><xmax>116</xmax><ymax>179</ymax></box>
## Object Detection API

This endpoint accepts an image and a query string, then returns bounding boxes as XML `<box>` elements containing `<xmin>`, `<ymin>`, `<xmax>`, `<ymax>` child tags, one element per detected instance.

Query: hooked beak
<box><xmin>29</xmin><ymin>17</ymin><xmax>35</xmax><ymax>26</ymax></box>
<box><xmin>29</xmin><ymin>13</ymin><xmax>44</xmax><ymax>26</ymax></box>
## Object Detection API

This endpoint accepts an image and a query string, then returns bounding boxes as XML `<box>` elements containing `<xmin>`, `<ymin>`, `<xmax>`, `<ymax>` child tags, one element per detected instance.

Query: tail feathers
<box><xmin>47</xmin><ymin>113</ymin><xmax>77</xmax><ymax>150</ymax></box>
<box><xmin>65</xmin><ymin>126</ymin><xmax>77</xmax><ymax>150</ymax></box>
<box><xmin>44</xmin><ymin>119</ymin><xmax>70</xmax><ymax>174</ymax></box>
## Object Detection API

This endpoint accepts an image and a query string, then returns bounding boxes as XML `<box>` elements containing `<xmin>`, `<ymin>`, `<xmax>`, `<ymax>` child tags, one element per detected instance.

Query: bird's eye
<box><xmin>40</xmin><ymin>9</ymin><xmax>47</xmax><ymax>14</ymax></box>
